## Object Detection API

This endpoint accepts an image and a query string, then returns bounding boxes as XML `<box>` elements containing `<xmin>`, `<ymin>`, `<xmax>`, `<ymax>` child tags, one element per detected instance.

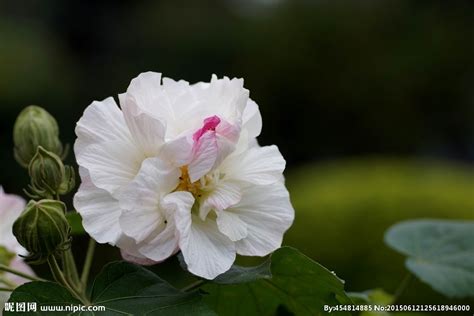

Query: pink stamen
<box><xmin>193</xmin><ymin>115</ymin><xmax>221</xmax><ymax>142</ymax></box>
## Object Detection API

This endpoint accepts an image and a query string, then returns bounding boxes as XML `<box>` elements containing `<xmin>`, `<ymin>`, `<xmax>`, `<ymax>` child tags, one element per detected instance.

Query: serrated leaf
<box><xmin>203</xmin><ymin>247</ymin><xmax>352</xmax><ymax>316</ymax></box>
<box><xmin>385</xmin><ymin>219</ymin><xmax>474</xmax><ymax>298</ymax></box>
<box><xmin>5</xmin><ymin>262</ymin><xmax>216</xmax><ymax>315</ymax></box>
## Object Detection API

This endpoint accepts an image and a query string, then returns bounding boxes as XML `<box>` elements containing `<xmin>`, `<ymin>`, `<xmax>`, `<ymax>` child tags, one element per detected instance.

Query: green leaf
<box><xmin>5</xmin><ymin>262</ymin><xmax>216</xmax><ymax>315</ymax></box>
<box><xmin>385</xmin><ymin>219</ymin><xmax>474</xmax><ymax>298</ymax></box>
<box><xmin>213</xmin><ymin>259</ymin><xmax>272</xmax><ymax>285</ymax></box>
<box><xmin>3</xmin><ymin>282</ymin><xmax>81</xmax><ymax>315</ymax></box>
<box><xmin>66</xmin><ymin>212</ymin><xmax>85</xmax><ymax>235</ymax></box>
<box><xmin>203</xmin><ymin>247</ymin><xmax>352</xmax><ymax>316</ymax></box>
<box><xmin>178</xmin><ymin>252</ymin><xmax>271</xmax><ymax>285</ymax></box>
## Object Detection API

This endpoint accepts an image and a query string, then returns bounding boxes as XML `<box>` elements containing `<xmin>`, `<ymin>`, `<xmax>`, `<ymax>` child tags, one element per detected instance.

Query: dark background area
<box><xmin>1</xmin><ymin>0</ymin><xmax>473</xmax><ymax>310</ymax></box>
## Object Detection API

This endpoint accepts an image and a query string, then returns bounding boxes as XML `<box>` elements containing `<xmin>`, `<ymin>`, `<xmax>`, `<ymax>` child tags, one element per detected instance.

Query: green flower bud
<box><xmin>28</xmin><ymin>146</ymin><xmax>65</xmax><ymax>198</ymax></box>
<box><xmin>58</xmin><ymin>165</ymin><xmax>76</xmax><ymax>195</ymax></box>
<box><xmin>13</xmin><ymin>105</ymin><xmax>65</xmax><ymax>168</ymax></box>
<box><xmin>13</xmin><ymin>200</ymin><xmax>71</xmax><ymax>264</ymax></box>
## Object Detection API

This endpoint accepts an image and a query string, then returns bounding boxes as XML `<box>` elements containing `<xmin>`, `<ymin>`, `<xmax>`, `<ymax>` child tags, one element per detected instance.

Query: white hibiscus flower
<box><xmin>74</xmin><ymin>72</ymin><xmax>261</xmax><ymax>264</ymax></box>
<box><xmin>0</xmin><ymin>187</ymin><xmax>36</xmax><ymax>306</ymax></box>
<box><xmin>119</xmin><ymin>138</ymin><xmax>293</xmax><ymax>279</ymax></box>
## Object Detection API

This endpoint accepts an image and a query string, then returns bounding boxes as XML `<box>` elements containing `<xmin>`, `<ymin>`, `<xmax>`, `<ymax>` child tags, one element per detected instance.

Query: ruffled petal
<box><xmin>73</xmin><ymin>168</ymin><xmax>122</xmax><ymax>245</ymax></box>
<box><xmin>120</xmin><ymin>249</ymin><xmax>158</xmax><ymax>266</ymax></box>
<box><xmin>137</xmin><ymin>220</ymin><xmax>179</xmax><ymax>262</ymax></box>
<box><xmin>121</xmin><ymin>100</ymin><xmax>166</xmax><ymax>158</ymax></box>
<box><xmin>231</xmin><ymin>182</ymin><xmax>294</xmax><ymax>256</ymax></box>
<box><xmin>159</xmin><ymin>135</ymin><xmax>193</xmax><ymax>167</ymax></box>
<box><xmin>0</xmin><ymin>187</ymin><xmax>26</xmax><ymax>254</ymax></box>
<box><xmin>221</xmin><ymin>145</ymin><xmax>285</xmax><ymax>186</ymax></box>
<box><xmin>118</xmin><ymin>158</ymin><xmax>180</xmax><ymax>243</ymax></box>
<box><xmin>242</xmin><ymin>99</ymin><xmax>262</xmax><ymax>139</ymax></box>
<box><xmin>216</xmin><ymin>211</ymin><xmax>248</xmax><ymax>242</ymax></box>
<box><xmin>171</xmin><ymin>191</ymin><xmax>235</xmax><ymax>279</ymax></box>
<box><xmin>188</xmin><ymin>131</ymin><xmax>218</xmax><ymax>182</ymax></box>
<box><xmin>116</xmin><ymin>235</ymin><xmax>158</xmax><ymax>266</ymax></box>
<box><xmin>199</xmin><ymin>180</ymin><xmax>242</xmax><ymax>220</ymax></box>
<box><xmin>76</xmin><ymin>140</ymin><xmax>144</xmax><ymax>194</ymax></box>
<box><xmin>194</xmin><ymin>75</ymin><xmax>249</xmax><ymax>123</ymax></box>
<box><xmin>124</xmin><ymin>72</ymin><xmax>173</xmax><ymax>120</ymax></box>
<box><xmin>74</xmin><ymin>97</ymin><xmax>133</xmax><ymax>154</ymax></box>
<box><xmin>214</xmin><ymin>119</ymin><xmax>241</xmax><ymax>167</ymax></box>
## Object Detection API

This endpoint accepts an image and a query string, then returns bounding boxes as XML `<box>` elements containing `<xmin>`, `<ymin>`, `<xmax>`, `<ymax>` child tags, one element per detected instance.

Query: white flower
<box><xmin>74</xmin><ymin>72</ymin><xmax>294</xmax><ymax>279</ymax></box>
<box><xmin>74</xmin><ymin>72</ymin><xmax>255</xmax><ymax>261</ymax></box>
<box><xmin>0</xmin><ymin>187</ymin><xmax>36</xmax><ymax>305</ymax></box>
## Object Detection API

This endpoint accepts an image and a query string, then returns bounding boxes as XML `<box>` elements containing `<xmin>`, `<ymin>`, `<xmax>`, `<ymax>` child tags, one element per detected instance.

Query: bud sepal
<box><xmin>13</xmin><ymin>199</ymin><xmax>71</xmax><ymax>264</ymax></box>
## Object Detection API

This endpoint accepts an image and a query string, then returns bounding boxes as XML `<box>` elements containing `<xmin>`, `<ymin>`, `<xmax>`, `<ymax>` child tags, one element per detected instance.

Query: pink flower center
<box><xmin>192</xmin><ymin>115</ymin><xmax>221</xmax><ymax>142</ymax></box>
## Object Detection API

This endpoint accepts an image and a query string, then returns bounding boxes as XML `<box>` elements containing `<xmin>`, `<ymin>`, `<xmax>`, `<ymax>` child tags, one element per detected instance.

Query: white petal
<box><xmin>196</xmin><ymin>75</ymin><xmax>249</xmax><ymax>123</ymax></box>
<box><xmin>120</xmin><ymin>249</ymin><xmax>158</xmax><ymax>266</ymax></box>
<box><xmin>231</xmin><ymin>183</ymin><xmax>294</xmax><ymax>256</ymax></box>
<box><xmin>0</xmin><ymin>187</ymin><xmax>26</xmax><ymax>254</ymax></box>
<box><xmin>214</xmin><ymin>120</ymin><xmax>241</xmax><ymax>167</ymax></box>
<box><xmin>137</xmin><ymin>221</ymin><xmax>179</xmax><ymax>262</ymax></box>
<box><xmin>76</xmin><ymin>140</ymin><xmax>144</xmax><ymax>194</ymax></box>
<box><xmin>172</xmin><ymin>192</ymin><xmax>236</xmax><ymax>279</ymax></box>
<box><xmin>73</xmin><ymin>168</ymin><xmax>122</xmax><ymax>245</ymax></box>
<box><xmin>119</xmin><ymin>210</ymin><xmax>162</xmax><ymax>244</ymax></box>
<box><xmin>222</xmin><ymin>145</ymin><xmax>285</xmax><ymax>186</ymax></box>
<box><xmin>118</xmin><ymin>158</ymin><xmax>180</xmax><ymax>243</ymax></box>
<box><xmin>188</xmin><ymin>131</ymin><xmax>218</xmax><ymax>182</ymax></box>
<box><xmin>116</xmin><ymin>235</ymin><xmax>158</xmax><ymax>266</ymax></box>
<box><xmin>242</xmin><ymin>99</ymin><xmax>262</xmax><ymax>139</ymax></box>
<box><xmin>121</xmin><ymin>101</ymin><xmax>166</xmax><ymax>157</ymax></box>
<box><xmin>8</xmin><ymin>257</ymin><xmax>35</xmax><ymax>285</ymax></box>
<box><xmin>162</xmin><ymin>77</ymin><xmax>195</xmax><ymax>113</ymax></box>
<box><xmin>216</xmin><ymin>211</ymin><xmax>248</xmax><ymax>242</ymax></box>
<box><xmin>74</xmin><ymin>97</ymin><xmax>133</xmax><ymax>154</ymax></box>
<box><xmin>124</xmin><ymin>72</ymin><xmax>173</xmax><ymax>119</ymax></box>
<box><xmin>199</xmin><ymin>180</ymin><xmax>242</xmax><ymax>220</ymax></box>
<box><xmin>159</xmin><ymin>135</ymin><xmax>193</xmax><ymax>167</ymax></box>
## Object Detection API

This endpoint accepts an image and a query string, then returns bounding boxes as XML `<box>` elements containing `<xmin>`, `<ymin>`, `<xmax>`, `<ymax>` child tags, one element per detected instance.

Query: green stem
<box><xmin>63</xmin><ymin>249</ymin><xmax>81</xmax><ymax>290</ymax></box>
<box><xmin>393</xmin><ymin>272</ymin><xmax>413</xmax><ymax>303</ymax></box>
<box><xmin>0</xmin><ymin>264</ymin><xmax>44</xmax><ymax>282</ymax></box>
<box><xmin>48</xmin><ymin>256</ymin><xmax>90</xmax><ymax>305</ymax></box>
<box><xmin>181</xmin><ymin>279</ymin><xmax>207</xmax><ymax>292</ymax></box>
<box><xmin>0</xmin><ymin>287</ymin><xmax>14</xmax><ymax>292</ymax></box>
<box><xmin>80</xmin><ymin>238</ymin><xmax>96</xmax><ymax>286</ymax></box>
<box><xmin>0</xmin><ymin>276</ymin><xmax>17</xmax><ymax>288</ymax></box>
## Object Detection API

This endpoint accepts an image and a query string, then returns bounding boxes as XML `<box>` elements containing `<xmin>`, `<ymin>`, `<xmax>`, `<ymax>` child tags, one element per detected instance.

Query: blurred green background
<box><xmin>1</xmin><ymin>0</ymin><xmax>473</xmax><ymax>310</ymax></box>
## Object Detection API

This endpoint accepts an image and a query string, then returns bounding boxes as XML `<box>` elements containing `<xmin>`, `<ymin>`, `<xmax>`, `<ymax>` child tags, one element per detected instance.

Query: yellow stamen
<box><xmin>176</xmin><ymin>166</ymin><xmax>201</xmax><ymax>195</ymax></box>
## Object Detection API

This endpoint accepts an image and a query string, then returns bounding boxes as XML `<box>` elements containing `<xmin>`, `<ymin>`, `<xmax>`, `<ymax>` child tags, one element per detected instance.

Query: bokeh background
<box><xmin>1</xmin><ymin>0</ymin><xmax>473</xmax><ymax>310</ymax></box>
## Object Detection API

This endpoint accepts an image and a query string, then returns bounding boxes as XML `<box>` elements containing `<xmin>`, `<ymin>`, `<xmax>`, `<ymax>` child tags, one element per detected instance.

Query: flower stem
<box><xmin>0</xmin><ymin>276</ymin><xmax>17</xmax><ymax>288</ymax></box>
<box><xmin>0</xmin><ymin>264</ymin><xmax>44</xmax><ymax>282</ymax></box>
<box><xmin>80</xmin><ymin>238</ymin><xmax>95</xmax><ymax>286</ymax></box>
<box><xmin>393</xmin><ymin>272</ymin><xmax>413</xmax><ymax>303</ymax></box>
<box><xmin>181</xmin><ymin>279</ymin><xmax>207</xmax><ymax>292</ymax></box>
<box><xmin>0</xmin><ymin>287</ymin><xmax>14</xmax><ymax>292</ymax></box>
<box><xmin>63</xmin><ymin>249</ymin><xmax>81</xmax><ymax>290</ymax></box>
<box><xmin>47</xmin><ymin>256</ymin><xmax>90</xmax><ymax>305</ymax></box>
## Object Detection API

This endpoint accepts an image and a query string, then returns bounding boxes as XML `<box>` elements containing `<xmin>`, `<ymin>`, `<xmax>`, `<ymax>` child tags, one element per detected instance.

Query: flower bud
<box><xmin>13</xmin><ymin>105</ymin><xmax>65</xmax><ymax>168</ymax></box>
<box><xmin>58</xmin><ymin>165</ymin><xmax>76</xmax><ymax>195</ymax></box>
<box><xmin>28</xmin><ymin>147</ymin><xmax>65</xmax><ymax>198</ymax></box>
<box><xmin>13</xmin><ymin>200</ymin><xmax>71</xmax><ymax>264</ymax></box>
